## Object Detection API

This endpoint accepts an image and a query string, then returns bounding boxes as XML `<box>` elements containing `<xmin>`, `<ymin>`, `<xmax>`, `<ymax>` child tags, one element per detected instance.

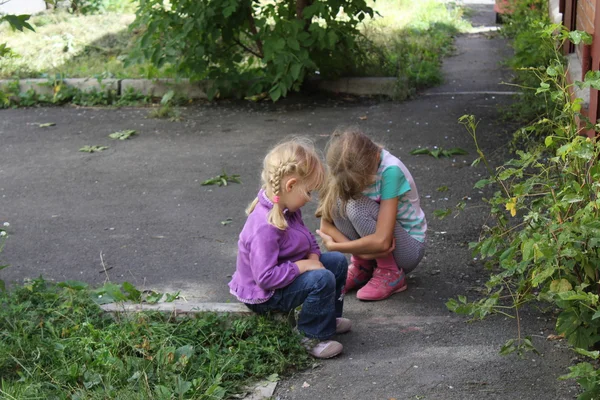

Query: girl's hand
<box><xmin>295</xmin><ymin>259</ymin><xmax>325</xmax><ymax>274</ymax></box>
<box><xmin>315</xmin><ymin>229</ymin><xmax>336</xmax><ymax>251</ymax></box>
<box><xmin>357</xmin><ymin>238</ymin><xmax>396</xmax><ymax>260</ymax></box>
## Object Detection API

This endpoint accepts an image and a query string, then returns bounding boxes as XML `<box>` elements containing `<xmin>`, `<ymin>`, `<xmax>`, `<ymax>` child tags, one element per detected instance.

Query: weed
<box><xmin>0</xmin><ymin>278</ymin><xmax>311</xmax><ymax>398</ymax></box>
<box><xmin>433</xmin><ymin>208</ymin><xmax>452</xmax><ymax>219</ymax></box>
<box><xmin>79</xmin><ymin>145</ymin><xmax>109</xmax><ymax>153</ymax></box>
<box><xmin>0</xmin><ymin>78</ymin><xmax>150</xmax><ymax>109</ymax></box>
<box><xmin>202</xmin><ymin>171</ymin><xmax>241</xmax><ymax>187</ymax></box>
<box><xmin>410</xmin><ymin>146</ymin><xmax>468</xmax><ymax>158</ymax></box>
<box><xmin>148</xmin><ymin>104</ymin><xmax>181</xmax><ymax>120</ymax></box>
<box><xmin>109</xmin><ymin>130</ymin><xmax>136</xmax><ymax>140</ymax></box>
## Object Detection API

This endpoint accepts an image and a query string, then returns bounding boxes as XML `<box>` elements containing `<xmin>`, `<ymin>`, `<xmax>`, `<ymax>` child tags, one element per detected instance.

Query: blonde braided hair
<box><xmin>247</xmin><ymin>138</ymin><xmax>324</xmax><ymax>230</ymax></box>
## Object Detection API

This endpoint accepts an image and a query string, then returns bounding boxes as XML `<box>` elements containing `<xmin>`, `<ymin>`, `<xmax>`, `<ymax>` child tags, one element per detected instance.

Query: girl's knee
<box><xmin>308</xmin><ymin>269</ymin><xmax>336</xmax><ymax>292</ymax></box>
<box><xmin>321</xmin><ymin>252</ymin><xmax>348</xmax><ymax>276</ymax></box>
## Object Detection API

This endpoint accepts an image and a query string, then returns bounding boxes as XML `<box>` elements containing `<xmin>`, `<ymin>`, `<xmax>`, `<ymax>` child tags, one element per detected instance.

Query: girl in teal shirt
<box><xmin>316</xmin><ymin>128</ymin><xmax>427</xmax><ymax>301</ymax></box>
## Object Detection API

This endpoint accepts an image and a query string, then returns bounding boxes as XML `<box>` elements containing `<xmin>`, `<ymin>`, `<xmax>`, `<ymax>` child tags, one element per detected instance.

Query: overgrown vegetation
<box><xmin>0</xmin><ymin>78</ymin><xmax>149</xmax><ymax>108</ymax></box>
<box><xmin>446</xmin><ymin>2</ymin><xmax>600</xmax><ymax>398</ymax></box>
<box><xmin>0</xmin><ymin>277</ymin><xmax>310</xmax><ymax>399</ymax></box>
<box><xmin>0</xmin><ymin>0</ymin><xmax>469</xmax><ymax>102</ymax></box>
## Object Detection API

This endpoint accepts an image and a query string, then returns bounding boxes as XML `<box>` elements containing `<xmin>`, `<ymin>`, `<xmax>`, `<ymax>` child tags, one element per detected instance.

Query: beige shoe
<box><xmin>336</xmin><ymin>318</ymin><xmax>352</xmax><ymax>334</ymax></box>
<box><xmin>302</xmin><ymin>338</ymin><xmax>343</xmax><ymax>359</ymax></box>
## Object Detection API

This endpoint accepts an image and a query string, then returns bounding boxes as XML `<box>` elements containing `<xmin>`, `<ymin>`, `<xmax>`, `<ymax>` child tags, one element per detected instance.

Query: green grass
<box><xmin>0</xmin><ymin>277</ymin><xmax>311</xmax><ymax>399</ymax></box>
<box><xmin>357</xmin><ymin>0</ymin><xmax>472</xmax><ymax>98</ymax></box>
<box><xmin>0</xmin><ymin>10</ymin><xmax>167</xmax><ymax>79</ymax></box>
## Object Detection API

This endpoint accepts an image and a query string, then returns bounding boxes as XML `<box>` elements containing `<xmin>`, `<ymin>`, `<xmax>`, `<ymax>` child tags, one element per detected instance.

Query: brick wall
<box><xmin>577</xmin><ymin>0</ymin><xmax>596</xmax><ymax>34</ymax></box>
<box><xmin>575</xmin><ymin>0</ymin><xmax>596</xmax><ymax>62</ymax></box>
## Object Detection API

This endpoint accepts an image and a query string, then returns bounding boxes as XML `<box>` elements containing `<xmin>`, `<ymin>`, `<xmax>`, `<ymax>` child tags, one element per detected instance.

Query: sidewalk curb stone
<box><xmin>0</xmin><ymin>77</ymin><xmax>398</xmax><ymax>99</ymax></box>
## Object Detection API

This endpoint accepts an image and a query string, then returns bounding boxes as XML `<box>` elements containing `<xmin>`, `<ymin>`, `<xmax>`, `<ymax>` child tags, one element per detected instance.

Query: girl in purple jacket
<box><xmin>228</xmin><ymin>138</ymin><xmax>350</xmax><ymax>359</ymax></box>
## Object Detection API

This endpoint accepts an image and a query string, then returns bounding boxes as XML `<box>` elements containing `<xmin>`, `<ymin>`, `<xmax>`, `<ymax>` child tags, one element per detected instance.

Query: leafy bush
<box><xmin>500</xmin><ymin>0</ymin><xmax>558</xmax><ymax>128</ymax></box>
<box><xmin>446</xmin><ymin>20</ymin><xmax>600</xmax><ymax>399</ymax></box>
<box><xmin>130</xmin><ymin>0</ymin><xmax>375</xmax><ymax>101</ymax></box>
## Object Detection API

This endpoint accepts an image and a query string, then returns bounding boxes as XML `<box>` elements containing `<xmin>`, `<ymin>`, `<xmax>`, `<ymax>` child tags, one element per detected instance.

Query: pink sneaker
<box><xmin>356</xmin><ymin>267</ymin><xmax>407</xmax><ymax>301</ymax></box>
<box><xmin>344</xmin><ymin>258</ymin><xmax>375</xmax><ymax>293</ymax></box>
<box><xmin>301</xmin><ymin>338</ymin><xmax>343</xmax><ymax>359</ymax></box>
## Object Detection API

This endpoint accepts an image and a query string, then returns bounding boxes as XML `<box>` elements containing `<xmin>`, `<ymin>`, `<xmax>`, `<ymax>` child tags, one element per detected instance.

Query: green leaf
<box><xmin>57</xmin><ymin>280</ymin><xmax>89</xmax><ymax>290</ymax></box>
<box><xmin>175</xmin><ymin>377</ymin><xmax>192</xmax><ymax>396</ymax></box>
<box><xmin>549</xmin><ymin>279</ymin><xmax>573</xmax><ymax>293</ymax></box>
<box><xmin>122</xmin><ymin>281</ymin><xmax>142</xmax><ymax>301</ymax></box>
<box><xmin>79</xmin><ymin>145</ymin><xmax>108</xmax><ymax>153</ymax></box>
<box><xmin>568</xmin><ymin>30</ymin><xmax>593</xmax><ymax>45</ymax></box>
<box><xmin>2</xmin><ymin>14</ymin><xmax>35</xmax><ymax>32</ymax></box>
<box><xmin>269</xmin><ymin>85</ymin><xmax>282</xmax><ymax>102</ymax></box>
<box><xmin>109</xmin><ymin>130</ymin><xmax>136</xmax><ymax>140</ymax></box>
<box><xmin>531</xmin><ymin>265</ymin><xmax>555</xmax><ymax>287</ymax></box>
<box><xmin>160</xmin><ymin>90</ymin><xmax>175</xmax><ymax>105</ymax></box>
<box><xmin>556</xmin><ymin>309</ymin><xmax>581</xmax><ymax>336</ymax></box>
<box><xmin>410</xmin><ymin>148</ymin><xmax>431</xmax><ymax>155</ymax></box>
<box><xmin>575</xmin><ymin>348</ymin><xmax>600</xmax><ymax>359</ymax></box>
<box><xmin>290</xmin><ymin>63</ymin><xmax>302</xmax><ymax>81</ymax></box>
<box><xmin>544</xmin><ymin>136</ymin><xmax>553</xmax><ymax>147</ymax></box>
<box><xmin>287</xmin><ymin>37</ymin><xmax>300</xmax><ymax>51</ymax></box>
<box><xmin>474</xmin><ymin>179</ymin><xmax>492</xmax><ymax>189</ymax></box>
<box><xmin>521</xmin><ymin>239</ymin><xmax>534</xmax><ymax>261</ymax></box>
<box><xmin>144</xmin><ymin>291</ymin><xmax>163</xmax><ymax>304</ymax></box>
<box><xmin>165</xmin><ymin>291</ymin><xmax>180</xmax><ymax>302</ymax></box>
<box><xmin>433</xmin><ymin>209</ymin><xmax>451</xmax><ymax>219</ymax></box>
<box><xmin>499</xmin><ymin>339</ymin><xmax>516</xmax><ymax>355</ymax></box>
<box><xmin>175</xmin><ymin>344</ymin><xmax>195</xmax><ymax>361</ymax></box>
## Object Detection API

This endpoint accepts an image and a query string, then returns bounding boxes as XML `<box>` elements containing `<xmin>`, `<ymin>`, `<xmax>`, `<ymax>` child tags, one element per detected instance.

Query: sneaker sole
<box><xmin>356</xmin><ymin>283</ymin><xmax>408</xmax><ymax>301</ymax></box>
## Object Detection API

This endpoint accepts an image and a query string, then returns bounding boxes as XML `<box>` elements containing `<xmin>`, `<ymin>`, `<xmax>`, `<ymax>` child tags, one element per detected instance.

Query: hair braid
<box><xmin>269</xmin><ymin>159</ymin><xmax>296</xmax><ymax>197</ymax></box>
<box><xmin>246</xmin><ymin>137</ymin><xmax>324</xmax><ymax>230</ymax></box>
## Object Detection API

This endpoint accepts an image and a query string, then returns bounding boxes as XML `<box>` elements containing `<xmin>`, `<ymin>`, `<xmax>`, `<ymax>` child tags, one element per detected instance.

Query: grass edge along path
<box><xmin>0</xmin><ymin>277</ymin><xmax>310</xmax><ymax>399</ymax></box>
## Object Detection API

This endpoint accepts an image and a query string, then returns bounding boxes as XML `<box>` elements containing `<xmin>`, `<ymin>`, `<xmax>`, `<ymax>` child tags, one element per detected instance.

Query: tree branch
<box><xmin>234</xmin><ymin>38</ymin><xmax>262</xmax><ymax>58</ymax></box>
<box><xmin>247</xmin><ymin>9</ymin><xmax>263</xmax><ymax>58</ymax></box>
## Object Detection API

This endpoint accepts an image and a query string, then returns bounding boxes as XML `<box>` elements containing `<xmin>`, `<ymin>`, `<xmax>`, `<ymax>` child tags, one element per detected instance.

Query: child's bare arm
<box><xmin>317</xmin><ymin>198</ymin><xmax>398</xmax><ymax>254</ymax></box>
<box><xmin>319</xmin><ymin>219</ymin><xmax>350</xmax><ymax>244</ymax></box>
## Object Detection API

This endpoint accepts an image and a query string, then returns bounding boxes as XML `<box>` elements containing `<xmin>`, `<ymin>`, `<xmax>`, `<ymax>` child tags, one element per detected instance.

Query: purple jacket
<box><xmin>228</xmin><ymin>190</ymin><xmax>321</xmax><ymax>303</ymax></box>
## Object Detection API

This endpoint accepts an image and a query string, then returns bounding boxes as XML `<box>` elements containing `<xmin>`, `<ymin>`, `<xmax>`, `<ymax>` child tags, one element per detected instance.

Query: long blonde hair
<box><xmin>316</xmin><ymin>127</ymin><xmax>381</xmax><ymax>222</ymax></box>
<box><xmin>247</xmin><ymin>138</ymin><xmax>325</xmax><ymax>230</ymax></box>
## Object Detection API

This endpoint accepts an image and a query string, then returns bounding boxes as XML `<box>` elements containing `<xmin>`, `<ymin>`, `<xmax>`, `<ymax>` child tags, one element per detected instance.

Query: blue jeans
<box><xmin>247</xmin><ymin>252</ymin><xmax>348</xmax><ymax>340</ymax></box>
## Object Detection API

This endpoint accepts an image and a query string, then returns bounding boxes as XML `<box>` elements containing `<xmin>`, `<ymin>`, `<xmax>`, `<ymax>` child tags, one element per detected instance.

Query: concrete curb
<box><xmin>0</xmin><ymin>78</ymin><xmax>119</xmax><ymax>97</ymax></box>
<box><xmin>100</xmin><ymin>301</ymin><xmax>252</xmax><ymax>315</ymax></box>
<box><xmin>0</xmin><ymin>77</ymin><xmax>398</xmax><ymax>99</ymax></box>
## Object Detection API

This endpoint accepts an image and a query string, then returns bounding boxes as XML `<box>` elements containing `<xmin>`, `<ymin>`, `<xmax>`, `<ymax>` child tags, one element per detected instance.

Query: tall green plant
<box><xmin>130</xmin><ymin>0</ymin><xmax>374</xmax><ymax>100</ymax></box>
<box><xmin>446</xmin><ymin>24</ymin><xmax>600</xmax><ymax>399</ymax></box>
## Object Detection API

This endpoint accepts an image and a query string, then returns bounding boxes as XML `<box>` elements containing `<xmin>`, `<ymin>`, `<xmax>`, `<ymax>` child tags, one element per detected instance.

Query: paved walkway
<box><xmin>0</xmin><ymin>1</ymin><xmax>580</xmax><ymax>399</ymax></box>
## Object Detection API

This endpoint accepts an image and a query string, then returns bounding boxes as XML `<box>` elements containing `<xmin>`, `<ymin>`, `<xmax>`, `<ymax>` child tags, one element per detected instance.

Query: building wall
<box><xmin>577</xmin><ymin>0</ymin><xmax>596</xmax><ymax>34</ymax></box>
<box><xmin>575</xmin><ymin>0</ymin><xmax>596</xmax><ymax>60</ymax></box>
